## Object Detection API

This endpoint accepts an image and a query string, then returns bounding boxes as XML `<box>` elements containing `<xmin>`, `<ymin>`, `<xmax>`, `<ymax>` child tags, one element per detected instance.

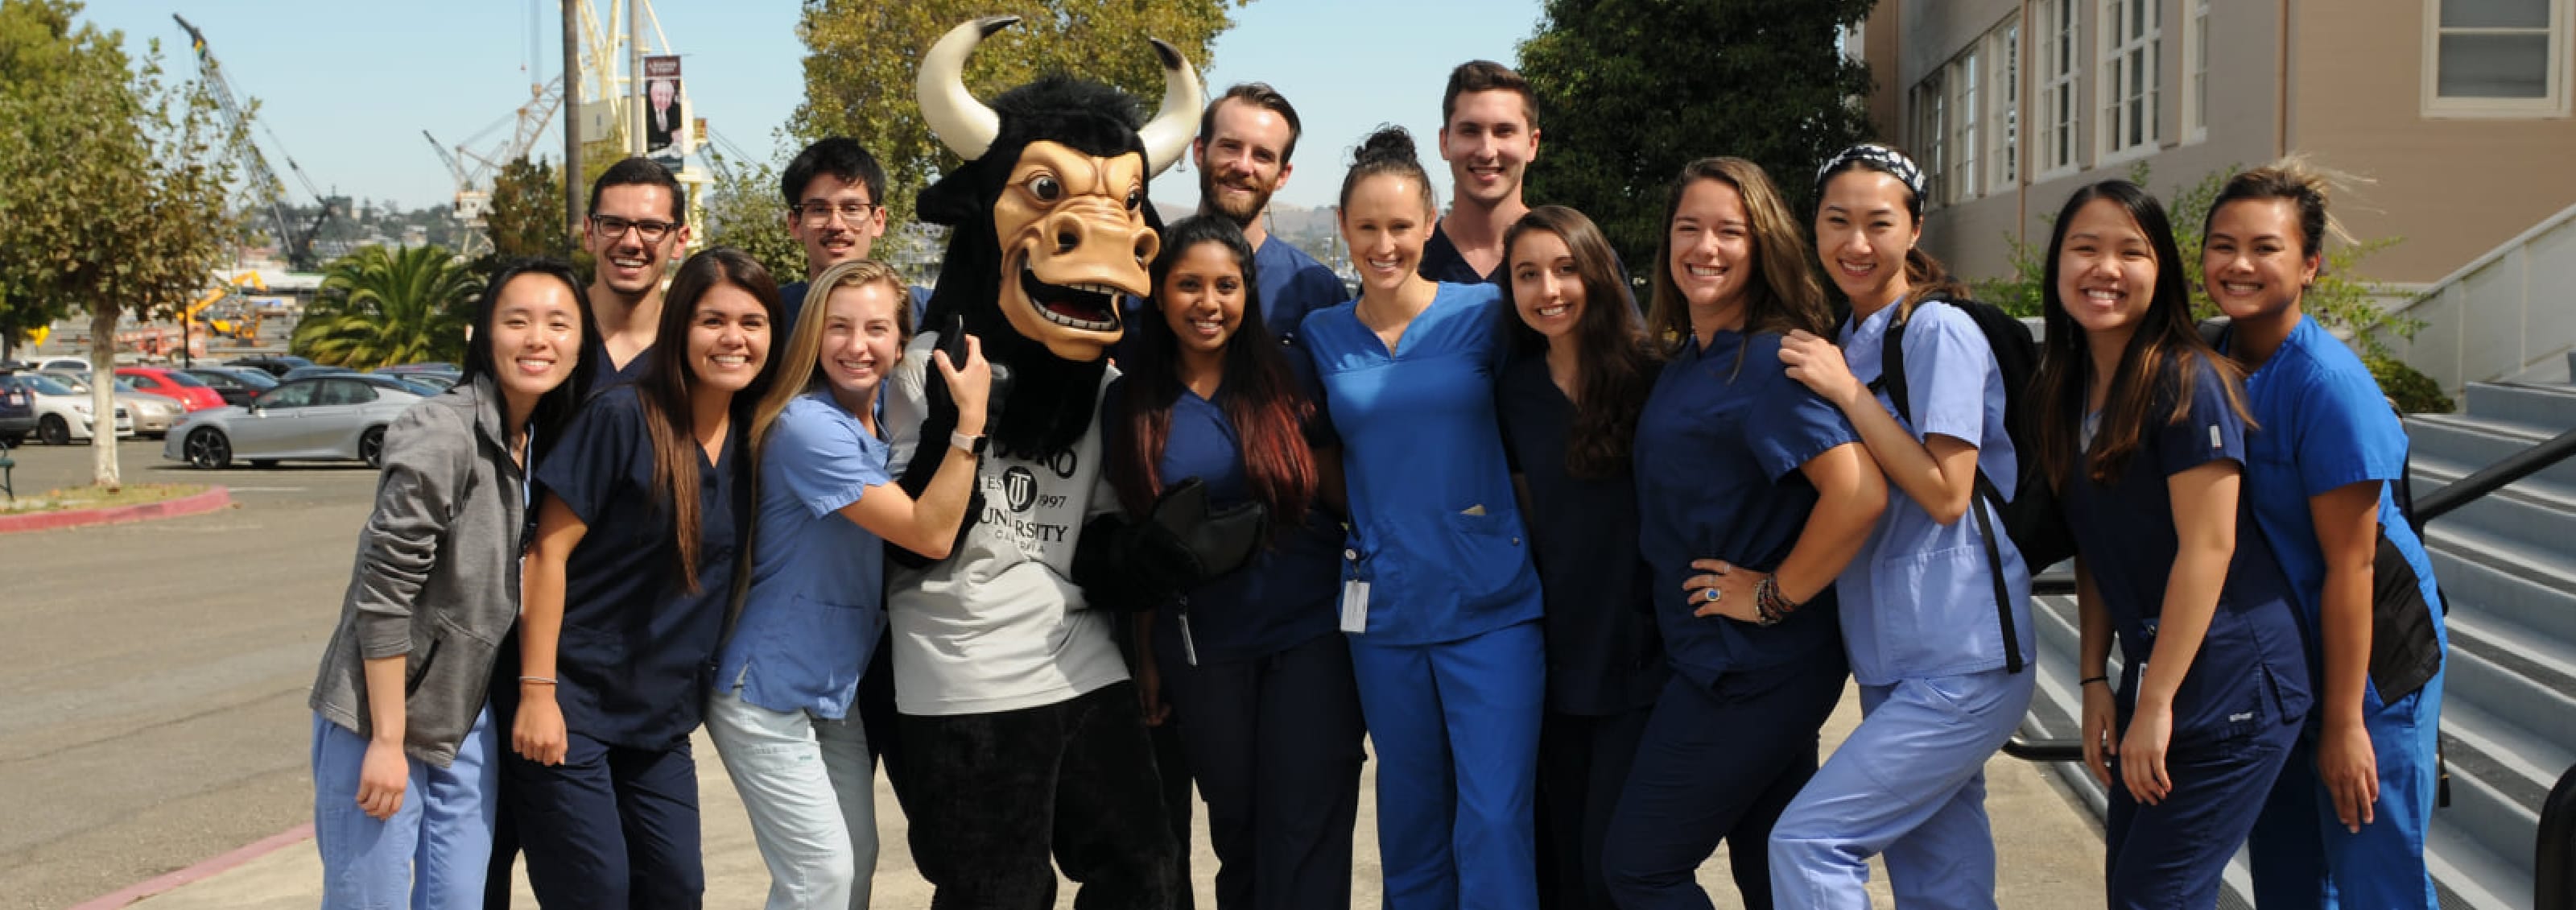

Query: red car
<box><xmin>116</xmin><ymin>366</ymin><xmax>227</xmax><ymax>412</ymax></box>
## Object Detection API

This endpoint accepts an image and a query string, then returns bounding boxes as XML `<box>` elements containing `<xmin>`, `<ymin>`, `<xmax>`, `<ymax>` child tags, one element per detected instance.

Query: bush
<box><xmin>2368</xmin><ymin>354</ymin><xmax>2453</xmax><ymax>414</ymax></box>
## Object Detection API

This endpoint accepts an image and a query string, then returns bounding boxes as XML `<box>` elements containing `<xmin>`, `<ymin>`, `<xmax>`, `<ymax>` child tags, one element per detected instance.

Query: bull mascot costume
<box><xmin>880</xmin><ymin>16</ymin><xmax>1264</xmax><ymax>908</ymax></box>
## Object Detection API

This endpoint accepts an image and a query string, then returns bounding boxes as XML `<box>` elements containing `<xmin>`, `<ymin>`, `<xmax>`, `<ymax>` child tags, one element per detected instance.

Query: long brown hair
<box><xmin>748</xmin><ymin>259</ymin><xmax>912</xmax><ymax>456</ymax></box>
<box><xmin>2030</xmin><ymin>181</ymin><xmax>2252</xmax><ymax>490</ymax></box>
<box><xmin>1645</xmin><ymin>157</ymin><xmax>1833</xmax><ymax>349</ymax></box>
<box><xmin>1503</xmin><ymin>205</ymin><xmax>1659</xmax><ymax>478</ymax></box>
<box><xmin>1110</xmin><ymin>216</ymin><xmax>1319</xmax><ymax>529</ymax></box>
<box><xmin>638</xmin><ymin>247</ymin><xmax>780</xmax><ymax>594</ymax></box>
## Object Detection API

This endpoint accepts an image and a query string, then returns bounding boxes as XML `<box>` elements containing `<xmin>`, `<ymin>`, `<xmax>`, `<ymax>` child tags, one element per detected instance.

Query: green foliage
<box><xmin>701</xmin><ymin>147</ymin><xmax>807</xmax><ymax>283</ymax></box>
<box><xmin>293</xmin><ymin>245</ymin><xmax>483</xmax><ymax>370</ymax></box>
<box><xmin>0</xmin><ymin>1</ymin><xmax>243</xmax><ymax>486</ymax></box>
<box><xmin>793</xmin><ymin>0</ymin><xmax>1248</xmax><ymax>232</ymax></box>
<box><xmin>1518</xmin><ymin>0</ymin><xmax>1878</xmax><ymax>273</ymax></box>
<box><xmin>484</xmin><ymin>155</ymin><xmax>571</xmax><ymax>265</ymax></box>
<box><xmin>1969</xmin><ymin>162</ymin><xmax>2422</xmax><ymax>363</ymax></box>
<box><xmin>2368</xmin><ymin>354</ymin><xmax>2454</xmax><ymax>415</ymax></box>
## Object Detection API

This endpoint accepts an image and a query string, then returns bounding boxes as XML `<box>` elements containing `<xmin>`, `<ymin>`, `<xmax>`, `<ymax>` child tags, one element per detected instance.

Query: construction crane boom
<box><xmin>175</xmin><ymin>14</ymin><xmax>334</xmax><ymax>271</ymax></box>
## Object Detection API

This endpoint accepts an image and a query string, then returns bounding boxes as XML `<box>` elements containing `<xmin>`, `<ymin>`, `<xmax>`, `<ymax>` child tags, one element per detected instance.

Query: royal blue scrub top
<box><xmin>715</xmin><ymin>391</ymin><xmax>893</xmax><ymax>719</ymax></box>
<box><xmin>1633</xmin><ymin>329</ymin><xmax>1858</xmax><ymax>691</ymax></box>
<box><xmin>1253</xmin><ymin>235</ymin><xmax>1348</xmax><ymax>347</ymax></box>
<box><xmin>1835</xmin><ymin>302</ymin><xmax>2033</xmax><ymax>685</ymax></box>
<box><xmin>1496</xmin><ymin>354</ymin><xmax>1667</xmax><ymax>715</ymax></box>
<box><xmin>1302</xmin><ymin>281</ymin><xmax>1542</xmax><ymax>645</ymax></box>
<box><xmin>1101</xmin><ymin>354</ymin><xmax>1345</xmax><ymax>664</ymax></box>
<box><xmin>534</xmin><ymin>386</ymin><xmax>748</xmax><ymax>749</ymax></box>
<box><xmin>2059</xmin><ymin>361</ymin><xmax>2313</xmax><ymax>745</ymax></box>
<box><xmin>2223</xmin><ymin>316</ymin><xmax>2446</xmax><ymax>693</ymax></box>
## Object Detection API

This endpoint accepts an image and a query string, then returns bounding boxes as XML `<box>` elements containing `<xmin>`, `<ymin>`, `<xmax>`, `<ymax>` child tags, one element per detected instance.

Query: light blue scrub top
<box><xmin>715</xmin><ymin>391</ymin><xmax>894</xmax><ymax>718</ymax></box>
<box><xmin>1301</xmin><ymin>281</ymin><xmax>1542</xmax><ymax>646</ymax></box>
<box><xmin>1835</xmin><ymin>302</ymin><xmax>2034</xmax><ymax>685</ymax></box>
<box><xmin>2226</xmin><ymin>315</ymin><xmax>2446</xmax><ymax>696</ymax></box>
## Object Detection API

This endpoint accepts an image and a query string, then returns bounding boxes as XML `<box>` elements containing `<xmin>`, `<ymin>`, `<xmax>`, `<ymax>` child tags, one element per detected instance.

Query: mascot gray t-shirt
<box><xmin>882</xmin><ymin>330</ymin><xmax>1129</xmax><ymax>716</ymax></box>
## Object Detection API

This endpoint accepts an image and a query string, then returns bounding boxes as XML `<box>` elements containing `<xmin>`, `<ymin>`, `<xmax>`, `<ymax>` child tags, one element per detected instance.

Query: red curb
<box><xmin>0</xmin><ymin>486</ymin><xmax>231</xmax><ymax>535</ymax></box>
<box><xmin>66</xmin><ymin>821</ymin><xmax>315</xmax><ymax>910</ymax></box>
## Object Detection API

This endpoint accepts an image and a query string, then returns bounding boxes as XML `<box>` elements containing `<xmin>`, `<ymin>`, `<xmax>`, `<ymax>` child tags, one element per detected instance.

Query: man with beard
<box><xmin>1193</xmin><ymin>83</ymin><xmax>1346</xmax><ymax>345</ymax></box>
<box><xmin>583</xmin><ymin>157</ymin><xmax>691</xmax><ymax>387</ymax></box>
<box><xmin>1422</xmin><ymin>60</ymin><xmax>1539</xmax><ymax>286</ymax></box>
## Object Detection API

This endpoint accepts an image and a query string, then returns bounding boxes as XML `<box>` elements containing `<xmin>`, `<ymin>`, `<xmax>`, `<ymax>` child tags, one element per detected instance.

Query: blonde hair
<box><xmin>748</xmin><ymin>259</ymin><xmax>913</xmax><ymax>453</ymax></box>
<box><xmin>2207</xmin><ymin>154</ymin><xmax>2362</xmax><ymax>261</ymax></box>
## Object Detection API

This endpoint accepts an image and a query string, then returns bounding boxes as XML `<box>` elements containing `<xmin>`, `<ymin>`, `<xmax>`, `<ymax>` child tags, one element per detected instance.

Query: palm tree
<box><xmin>291</xmin><ymin>245</ymin><xmax>481</xmax><ymax>369</ymax></box>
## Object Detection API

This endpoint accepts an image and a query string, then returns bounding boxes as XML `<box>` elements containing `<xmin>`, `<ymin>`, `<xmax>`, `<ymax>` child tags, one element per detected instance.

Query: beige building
<box><xmin>1861</xmin><ymin>0</ymin><xmax>2576</xmax><ymax>288</ymax></box>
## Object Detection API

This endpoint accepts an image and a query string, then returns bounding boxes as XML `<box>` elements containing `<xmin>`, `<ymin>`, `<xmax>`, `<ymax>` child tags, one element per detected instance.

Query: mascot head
<box><xmin>915</xmin><ymin>16</ymin><xmax>1202</xmax><ymax>363</ymax></box>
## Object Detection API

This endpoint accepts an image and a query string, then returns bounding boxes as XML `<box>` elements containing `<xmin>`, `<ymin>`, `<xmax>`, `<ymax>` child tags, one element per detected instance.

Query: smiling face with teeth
<box><xmin>685</xmin><ymin>283</ymin><xmax>773</xmax><ymax>397</ymax></box>
<box><xmin>989</xmin><ymin>141</ymin><xmax>1159</xmax><ymax>362</ymax></box>
<box><xmin>486</xmin><ymin>274</ymin><xmax>586</xmax><ymax>409</ymax></box>
<box><xmin>1157</xmin><ymin>239</ymin><xmax>1246</xmax><ymax>361</ymax></box>
<box><xmin>1666</xmin><ymin>178</ymin><xmax>1758</xmax><ymax>316</ymax></box>
<box><xmin>1507</xmin><ymin>229</ymin><xmax>1586</xmax><ymax>343</ymax></box>
<box><xmin>2053</xmin><ymin>197</ymin><xmax>2164</xmax><ymax>342</ymax></box>
<box><xmin>1339</xmin><ymin>172</ymin><xmax>1436</xmax><ymax>299</ymax></box>
<box><xmin>1814</xmin><ymin>170</ymin><xmax>1921</xmax><ymax>311</ymax></box>
<box><xmin>2201</xmin><ymin>197</ymin><xmax>2318</xmax><ymax>325</ymax></box>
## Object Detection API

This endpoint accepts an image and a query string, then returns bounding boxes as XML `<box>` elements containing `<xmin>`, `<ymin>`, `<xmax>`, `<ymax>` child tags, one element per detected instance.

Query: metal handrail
<box><xmin>2541</xmin><ymin>763</ymin><xmax>2576</xmax><ymax>909</ymax></box>
<box><xmin>2000</xmin><ymin>424</ymin><xmax>2576</xmax><ymax>766</ymax></box>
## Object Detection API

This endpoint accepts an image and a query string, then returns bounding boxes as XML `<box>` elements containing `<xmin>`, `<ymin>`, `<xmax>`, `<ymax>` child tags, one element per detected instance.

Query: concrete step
<box><xmin>2406</xmin><ymin>416</ymin><xmax>2576</xmax><ymax>494</ymax></box>
<box><xmin>2423</xmin><ymin>519</ymin><xmax>2576</xmax><ymax>647</ymax></box>
<box><xmin>2428</xmin><ymin>808</ymin><xmax>2537</xmax><ymax>910</ymax></box>
<box><xmin>2442</xmin><ymin>630</ymin><xmax>2576</xmax><ymax>777</ymax></box>
<box><xmin>2433</xmin><ymin>752</ymin><xmax>2543</xmax><ymax>906</ymax></box>
<box><xmin>2462</xmin><ymin>382</ymin><xmax>2576</xmax><ymax>435</ymax></box>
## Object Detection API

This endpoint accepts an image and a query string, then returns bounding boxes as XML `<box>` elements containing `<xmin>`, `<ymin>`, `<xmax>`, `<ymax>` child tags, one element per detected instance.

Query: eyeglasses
<box><xmin>793</xmin><ymin>201</ymin><xmax>878</xmax><ymax>225</ymax></box>
<box><xmin>589</xmin><ymin>214</ymin><xmax>679</xmax><ymax>243</ymax></box>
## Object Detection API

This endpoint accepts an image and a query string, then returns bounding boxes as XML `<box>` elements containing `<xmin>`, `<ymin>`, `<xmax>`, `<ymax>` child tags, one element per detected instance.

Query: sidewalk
<box><xmin>121</xmin><ymin>685</ymin><xmax>2104</xmax><ymax>909</ymax></box>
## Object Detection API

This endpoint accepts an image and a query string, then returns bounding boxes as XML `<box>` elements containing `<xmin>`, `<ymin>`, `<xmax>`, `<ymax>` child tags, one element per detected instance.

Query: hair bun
<box><xmin>1353</xmin><ymin>126</ymin><xmax>1418</xmax><ymax>168</ymax></box>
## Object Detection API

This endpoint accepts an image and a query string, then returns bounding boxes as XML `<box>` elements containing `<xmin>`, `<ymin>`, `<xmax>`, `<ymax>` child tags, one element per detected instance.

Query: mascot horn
<box><xmin>907</xmin><ymin>14</ymin><xmax>1203</xmax><ymax>461</ymax></box>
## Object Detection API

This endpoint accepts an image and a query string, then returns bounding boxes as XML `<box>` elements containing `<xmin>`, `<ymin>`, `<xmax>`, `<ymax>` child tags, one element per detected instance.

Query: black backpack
<box><xmin>1864</xmin><ymin>296</ymin><xmax>2074</xmax><ymax>674</ymax></box>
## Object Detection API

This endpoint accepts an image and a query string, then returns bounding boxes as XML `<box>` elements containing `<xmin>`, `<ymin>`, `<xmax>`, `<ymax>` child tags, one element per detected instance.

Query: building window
<box><xmin>2039</xmin><ymin>0</ymin><xmax>2081</xmax><ymax>175</ymax></box>
<box><xmin>1990</xmin><ymin>17</ymin><xmax>2022</xmax><ymax>190</ymax></box>
<box><xmin>1950</xmin><ymin>47</ymin><xmax>1982</xmax><ymax>203</ymax></box>
<box><xmin>2186</xmin><ymin>0</ymin><xmax>2210</xmax><ymax>139</ymax></box>
<box><xmin>1912</xmin><ymin>72</ymin><xmax>1948</xmax><ymax>206</ymax></box>
<box><xmin>2099</xmin><ymin>0</ymin><xmax>2162</xmax><ymax>159</ymax></box>
<box><xmin>2426</xmin><ymin>0</ymin><xmax>2567</xmax><ymax>115</ymax></box>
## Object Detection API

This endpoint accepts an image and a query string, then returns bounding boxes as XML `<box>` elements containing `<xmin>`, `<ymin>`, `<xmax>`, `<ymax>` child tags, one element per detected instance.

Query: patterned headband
<box><xmin>1816</xmin><ymin>143</ymin><xmax>1927</xmax><ymax>201</ymax></box>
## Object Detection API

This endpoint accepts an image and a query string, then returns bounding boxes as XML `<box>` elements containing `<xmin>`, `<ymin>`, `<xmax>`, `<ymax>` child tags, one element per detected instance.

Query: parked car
<box><xmin>279</xmin><ymin>364</ymin><xmax>357</xmax><ymax>383</ymax></box>
<box><xmin>36</xmin><ymin>357</ymin><xmax>91</xmax><ymax>372</ymax></box>
<box><xmin>349</xmin><ymin>374</ymin><xmax>444</xmax><ymax>397</ymax></box>
<box><xmin>225</xmin><ymin>354</ymin><xmax>315</xmax><ymax>378</ymax></box>
<box><xmin>116</xmin><ymin>366</ymin><xmax>228</xmax><ymax>412</ymax></box>
<box><xmin>180</xmin><ymin>366</ymin><xmax>278</xmax><ymax>407</ymax></box>
<box><xmin>0</xmin><ymin>374</ymin><xmax>35</xmax><ymax>445</ymax></box>
<box><xmin>0</xmin><ymin>373</ymin><xmax>134</xmax><ymax>444</ymax></box>
<box><xmin>35</xmin><ymin>371</ymin><xmax>188</xmax><ymax>438</ymax></box>
<box><xmin>166</xmin><ymin>375</ymin><xmax>424</xmax><ymax>469</ymax></box>
<box><xmin>374</xmin><ymin>362</ymin><xmax>462</xmax><ymax>392</ymax></box>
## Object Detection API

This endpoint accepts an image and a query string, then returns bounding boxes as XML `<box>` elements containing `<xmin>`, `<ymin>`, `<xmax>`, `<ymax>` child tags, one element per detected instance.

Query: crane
<box><xmin>174</xmin><ymin>14</ymin><xmax>338</xmax><ymax>271</ymax></box>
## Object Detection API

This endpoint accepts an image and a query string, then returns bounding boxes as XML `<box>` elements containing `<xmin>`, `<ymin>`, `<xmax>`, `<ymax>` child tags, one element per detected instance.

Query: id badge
<box><xmin>1177</xmin><ymin>611</ymin><xmax>1201</xmax><ymax>668</ymax></box>
<box><xmin>1338</xmin><ymin>546</ymin><xmax>1371</xmax><ymax>634</ymax></box>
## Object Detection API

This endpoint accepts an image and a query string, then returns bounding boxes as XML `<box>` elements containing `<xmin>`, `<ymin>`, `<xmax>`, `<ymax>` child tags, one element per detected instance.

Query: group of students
<box><xmin>305</xmin><ymin>56</ymin><xmax>2449</xmax><ymax>910</ymax></box>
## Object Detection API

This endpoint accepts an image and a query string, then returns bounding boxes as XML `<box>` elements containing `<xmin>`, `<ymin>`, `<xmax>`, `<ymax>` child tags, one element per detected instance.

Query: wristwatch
<box><xmin>949</xmin><ymin>429</ymin><xmax>987</xmax><ymax>455</ymax></box>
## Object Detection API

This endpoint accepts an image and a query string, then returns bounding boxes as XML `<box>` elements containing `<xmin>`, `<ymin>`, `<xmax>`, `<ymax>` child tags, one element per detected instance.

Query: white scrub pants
<box><xmin>1768</xmin><ymin>668</ymin><xmax>2036</xmax><ymax>910</ymax></box>
<box><xmin>704</xmin><ymin>685</ymin><xmax>877</xmax><ymax>910</ymax></box>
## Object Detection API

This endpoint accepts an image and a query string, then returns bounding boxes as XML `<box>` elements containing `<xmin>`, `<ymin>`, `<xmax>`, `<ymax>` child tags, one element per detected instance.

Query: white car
<box><xmin>35</xmin><ymin>370</ymin><xmax>185</xmax><ymax>438</ymax></box>
<box><xmin>0</xmin><ymin>373</ymin><xmax>134</xmax><ymax>444</ymax></box>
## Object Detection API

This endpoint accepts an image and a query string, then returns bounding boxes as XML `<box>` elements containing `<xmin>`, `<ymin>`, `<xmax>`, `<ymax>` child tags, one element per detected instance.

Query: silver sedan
<box><xmin>164</xmin><ymin>375</ymin><xmax>425</xmax><ymax>469</ymax></box>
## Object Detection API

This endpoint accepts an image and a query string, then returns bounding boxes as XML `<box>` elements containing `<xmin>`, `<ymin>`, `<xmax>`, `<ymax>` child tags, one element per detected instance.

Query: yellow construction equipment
<box><xmin>186</xmin><ymin>271</ymin><xmax>267</xmax><ymax>341</ymax></box>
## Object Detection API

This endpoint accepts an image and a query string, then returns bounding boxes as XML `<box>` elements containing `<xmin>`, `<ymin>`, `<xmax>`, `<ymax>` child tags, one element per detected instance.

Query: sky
<box><xmin>76</xmin><ymin>0</ymin><xmax>1550</xmax><ymax>214</ymax></box>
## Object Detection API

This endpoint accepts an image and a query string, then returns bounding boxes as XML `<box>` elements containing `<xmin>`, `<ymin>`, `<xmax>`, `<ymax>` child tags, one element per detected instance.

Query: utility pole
<box><xmin>629</xmin><ymin>0</ymin><xmax>644</xmax><ymax>157</ymax></box>
<box><xmin>561</xmin><ymin>0</ymin><xmax>582</xmax><ymax>238</ymax></box>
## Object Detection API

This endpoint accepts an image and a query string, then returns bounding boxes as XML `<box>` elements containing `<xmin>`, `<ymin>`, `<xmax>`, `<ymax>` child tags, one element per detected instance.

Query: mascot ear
<box><xmin>917</xmin><ymin>169</ymin><xmax>981</xmax><ymax>227</ymax></box>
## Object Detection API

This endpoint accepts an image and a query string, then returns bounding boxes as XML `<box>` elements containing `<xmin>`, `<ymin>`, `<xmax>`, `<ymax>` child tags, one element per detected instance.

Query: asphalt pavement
<box><xmin>0</xmin><ymin>437</ymin><xmax>2110</xmax><ymax>909</ymax></box>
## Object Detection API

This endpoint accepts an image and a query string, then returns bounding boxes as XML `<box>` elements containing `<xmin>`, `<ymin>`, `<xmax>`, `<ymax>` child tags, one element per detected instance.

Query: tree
<box><xmin>0</xmin><ymin>0</ymin><xmax>242</xmax><ymax>488</ymax></box>
<box><xmin>483</xmin><ymin>155</ymin><xmax>571</xmax><ymax>265</ymax></box>
<box><xmin>700</xmin><ymin>147</ymin><xmax>805</xmax><ymax>282</ymax></box>
<box><xmin>292</xmin><ymin>245</ymin><xmax>483</xmax><ymax>370</ymax></box>
<box><xmin>794</xmin><ymin>0</ymin><xmax>1248</xmax><ymax>232</ymax></box>
<box><xmin>1971</xmin><ymin>162</ymin><xmax>2450</xmax><ymax>412</ymax></box>
<box><xmin>1518</xmin><ymin>0</ymin><xmax>1878</xmax><ymax>273</ymax></box>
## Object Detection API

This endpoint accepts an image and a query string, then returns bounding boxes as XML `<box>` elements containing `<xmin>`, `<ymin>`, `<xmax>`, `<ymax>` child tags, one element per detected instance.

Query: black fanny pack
<box><xmin>2367</xmin><ymin>525</ymin><xmax>2444</xmax><ymax>702</ymax></box>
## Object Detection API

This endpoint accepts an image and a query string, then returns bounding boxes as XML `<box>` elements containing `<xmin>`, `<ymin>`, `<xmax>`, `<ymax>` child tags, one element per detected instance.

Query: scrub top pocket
<box><xmin>1866</xmin><ymin>543</ymin><xmax>1999</xmax><ymax>676</ymax></box>
<box><xmin>1441</xmin><ymin>508</ymin><xmax>1530</xmax><ymax>610</ymax></box>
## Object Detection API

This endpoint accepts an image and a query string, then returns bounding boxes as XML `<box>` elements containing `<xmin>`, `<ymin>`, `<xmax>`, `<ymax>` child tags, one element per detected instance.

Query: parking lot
<box><xmin>0</xmin><ymin>439</ymin><xmax>377</xmax><ymax>909</ymax></box>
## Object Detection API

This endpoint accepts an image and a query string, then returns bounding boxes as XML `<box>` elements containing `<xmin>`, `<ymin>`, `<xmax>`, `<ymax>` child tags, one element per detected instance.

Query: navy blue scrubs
<box><xmin>1302</xmin><ymin>282</ymin><xmax>1545</xmax><ymax>910</ymax></box>
<box><xmin>1420</xmin><ymin>221</ymin><xmax>1501</xmax><ymax>286</ymax></box>
<box><xmin>2062</xmin><ymin>361</ymin><xmax>2313</xmax><ymax>910</ymax></box>
<box><xmin>1102</xmin><ymin>351</ymin><xmax>1365</xmax><ymax>910</ymax></box>
<box><xmin>1494</xmin><ymin>354</ymin><xmax>1665</xmax><ymax>910</ymax></box>
<box><xmin>500</xmin><ymin>386</ymin><xmax>749</xmax><ymax>909</ymax></box>
<box><xmin>1601</xmin><ymin>329</ymin><xmax>1858</xmax><ymax>910</ymax></box>
<box><xmin>583</xmin><ymin>337</ymin><xmax>651</xmax><ymax>391</ymax></box>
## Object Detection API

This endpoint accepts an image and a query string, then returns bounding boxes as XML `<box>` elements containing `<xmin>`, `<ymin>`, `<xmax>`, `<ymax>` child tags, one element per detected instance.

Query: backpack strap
<box><xmin>1873</xmin><ymin>297</ymin><xmax>2025</xmax><ymax>673</ymax></box>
